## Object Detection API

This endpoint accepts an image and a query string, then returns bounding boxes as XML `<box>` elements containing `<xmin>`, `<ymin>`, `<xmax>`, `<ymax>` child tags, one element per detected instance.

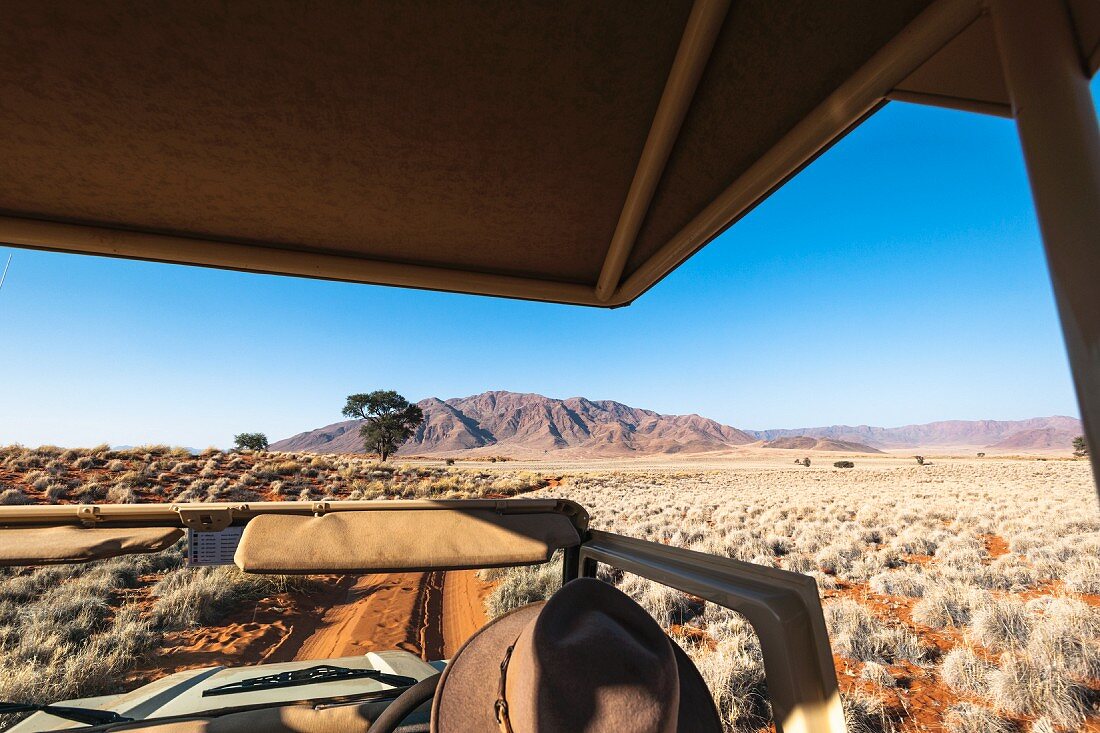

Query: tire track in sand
<box><xmin>291</xmin><ymin>571</ymin><xmax>489</xmax><ymax>662</ymax></box>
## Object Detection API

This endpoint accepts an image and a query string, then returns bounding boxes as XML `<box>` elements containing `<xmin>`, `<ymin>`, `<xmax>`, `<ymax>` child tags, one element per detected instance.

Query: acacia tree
<box><xmin>233</xmin><ymin>432</ymin><xmax>269</xmax><ymax>452</ymax></box>
<box><xmin>342</xmin><ymin>390</ymin><xmax>424</xmax><ymax>462</ymax></box>
<box><xmin>1073</xmin><ymin>435</ymin><xmax>1089</xmax><ymax>457</ymax></box>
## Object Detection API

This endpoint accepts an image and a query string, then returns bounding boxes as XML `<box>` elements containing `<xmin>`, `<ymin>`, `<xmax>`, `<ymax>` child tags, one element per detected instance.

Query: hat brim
<box><xmin>431</xmin><ymin>600</ymin><xmax>722</xmax><ymax>732</ymax></box>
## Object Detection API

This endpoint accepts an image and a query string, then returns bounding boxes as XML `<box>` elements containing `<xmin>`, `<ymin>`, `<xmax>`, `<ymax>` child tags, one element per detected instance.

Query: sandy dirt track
<box><xmin>133</xmin><ymin>570</ymin><xmax>492</xmax><ymax>682</ymax></box>
<box><xmin>291</xmin><ymin>570</ymin><xmax>490</xmax><ymax>662</ymax></box>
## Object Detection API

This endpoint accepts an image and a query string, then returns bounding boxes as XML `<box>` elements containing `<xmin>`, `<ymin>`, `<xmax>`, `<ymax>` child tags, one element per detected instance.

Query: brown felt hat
<box><xmin>431</xmin><ymin>578</ymin><xmax>721</xmax><ymax>733</ymax></box>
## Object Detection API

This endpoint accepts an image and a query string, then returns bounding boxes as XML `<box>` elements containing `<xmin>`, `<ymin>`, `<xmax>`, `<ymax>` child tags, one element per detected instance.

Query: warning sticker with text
<box><xmin>186</xmin><ymin>526</ymin><xmax>244</xmax><ymax>566</ymax></box>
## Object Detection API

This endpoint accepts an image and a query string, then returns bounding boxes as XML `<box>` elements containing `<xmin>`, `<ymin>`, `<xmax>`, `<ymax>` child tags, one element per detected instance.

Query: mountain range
<box><xmin>271</xmin><ymin>390</ymin><xmax>1082</xmax><ymax>457</ymax></box>
<box><xmin>749</xmin><ymin>415</ymin><xmax>1083</xmax><ymax>449</ymax></box>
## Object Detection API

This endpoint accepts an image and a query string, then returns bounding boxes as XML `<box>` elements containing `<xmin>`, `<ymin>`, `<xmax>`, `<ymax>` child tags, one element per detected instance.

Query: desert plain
<box><xmin>0</xmin><ymin>444</ymin><xmax>1096</xmax><ymax>732</ymax></box>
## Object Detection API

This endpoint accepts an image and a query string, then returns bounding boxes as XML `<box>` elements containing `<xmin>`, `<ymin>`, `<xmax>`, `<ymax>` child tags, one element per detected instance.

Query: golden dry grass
<box><xmin>0</xmin><ymin>445</ymin><xmax>551</xmax><ymax>729</ymax></box>
<box><xmin>488</xmin><ymin>458</ymin><xmax>1099</xmax><ymax>732</ymax></box>
<box><xmin>0</xmin><ymin>446</ymin><xmax>1095</xmax><ymax>731</ymax></box>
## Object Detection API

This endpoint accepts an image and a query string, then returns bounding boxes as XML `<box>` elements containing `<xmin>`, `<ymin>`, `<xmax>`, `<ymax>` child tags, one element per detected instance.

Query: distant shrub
<box><xmin>43</xmin><ymin>482</ymin><xmax>68</xmax><ymax>503</ymax></box>
<box><xmin>445</xmin><ymin>458</ymin><xmax>456</xmax><ymax>466</ymax></box>
<box><xmin>106</xmin><ymin>486</ymin><xmax>139</xmax><ymax>504</ymax></box>
<box><xmin>135</xmin><ymin>444</ymin><xmax>172</xmax><ymax>457</ymax></box>
<box><xmin>274</xmin><ymin>461</ymin><xmax>301</xmax><ymax>476</ymax></box>
<box><xmin>833</xmin><ymin>461</ymin><xmax>854</xmax><ymax>469</ymax></box>
<box><xmin>233</xmin><ymin>433</ymin><xmax>269</xmax><ymax>452</ymax></box>
<box><xmin>0</xmin><ymin>488</ymin><xmax>31</xmax><ymax>505</ymax></box>
<box><xmin>914</xmin><ymin>455</ymin><xmax>925</xmax><ymax>465</ymax></box>
<box><xmin>976</xmin><ymin>452</ymin><xmax>985</xmax><ymax>458</ymax></box>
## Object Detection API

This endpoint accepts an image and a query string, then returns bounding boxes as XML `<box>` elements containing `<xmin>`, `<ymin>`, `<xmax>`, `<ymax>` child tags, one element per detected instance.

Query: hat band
<box><xmin>495</xmin><ymin>640</ymin><xmax>518</xmax><ymax>733</ymax></box>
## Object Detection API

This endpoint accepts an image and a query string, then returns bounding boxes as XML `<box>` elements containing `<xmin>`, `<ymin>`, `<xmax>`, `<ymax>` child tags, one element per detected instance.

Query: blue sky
<box><xmin>3</xmin><ymin>82</ymin><xmax>1097</xmax><ymax>448</ymax></box>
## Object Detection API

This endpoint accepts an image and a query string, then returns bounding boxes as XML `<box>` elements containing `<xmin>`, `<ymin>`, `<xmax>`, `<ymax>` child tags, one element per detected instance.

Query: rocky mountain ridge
<box><xmin>271</xmin><ymin>391</ymin><xmax>1081</xmax><ymax>456</ymax></box>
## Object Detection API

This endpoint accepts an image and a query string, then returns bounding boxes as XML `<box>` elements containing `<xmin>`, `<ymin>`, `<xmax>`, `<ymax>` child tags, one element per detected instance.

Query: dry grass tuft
<box><xmin>940</xmin><ymin>646</ymin><xmax>993</xmax><ymax>696</ymax></box>
<box><xmin>967</xmin><ymin>597</ymin><xmax>1032</xmax><ymax>652</ymax></box>
<box><xmin>944</xmin><ymin>703</ymin><xmax>1014</xmax><ymax>733</ymax></box>
<box><xmin>824</xmin><ymin>599</ymin><xmax>930</xmax><ymax>664</ymax></box>
<box><xmin>987</xmin><ymin>652</ymin><xmax>1088</xmax><ymax>728</ymax></box>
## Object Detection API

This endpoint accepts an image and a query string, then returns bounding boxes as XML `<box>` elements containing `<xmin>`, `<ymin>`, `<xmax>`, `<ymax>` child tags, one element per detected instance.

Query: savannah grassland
<box><xmin>0</xmin><ymin>445</ymin><xmax>1098</xmax><ymax>733</ymax></box>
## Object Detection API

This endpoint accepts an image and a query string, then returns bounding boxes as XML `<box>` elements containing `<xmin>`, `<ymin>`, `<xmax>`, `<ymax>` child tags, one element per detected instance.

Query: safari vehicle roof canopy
<box><xmin>0</xmin><ymin>0</ymin><xmax>1094</xmax><ymax>308</ymax></box>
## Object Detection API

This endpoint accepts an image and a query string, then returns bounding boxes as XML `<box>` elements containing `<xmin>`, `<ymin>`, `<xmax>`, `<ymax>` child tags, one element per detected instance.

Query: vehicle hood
<box><xmin>10</xmin><ymin>652</ymin><xmax>439</xmax><ymax>732</ymax></box>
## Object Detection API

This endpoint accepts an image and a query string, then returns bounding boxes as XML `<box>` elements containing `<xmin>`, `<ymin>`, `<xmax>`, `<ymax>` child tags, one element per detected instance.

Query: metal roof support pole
<box><xmin>594</xmin><ymin>0</ymin><xmax>730</xmax><ymax>302</ymax></box>
<box><xmin>884</xmin><ymin>89</ymin><xmax>1013</xmax><ymax>118</ymax></box>
<box><xmin>610</xmin><ymin>0</ymin><xmax>984</xmax><ymax>306</ymax></box>
<box><xmin>991</xmin><ymin>0</ymin><xmax>1100</xmax><ymax>496</ymax></box>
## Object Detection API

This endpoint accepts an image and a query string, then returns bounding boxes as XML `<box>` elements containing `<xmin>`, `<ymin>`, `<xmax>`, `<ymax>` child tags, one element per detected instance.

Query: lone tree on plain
<box><xmin>1073</xmin><ymin>435</ymin><xmax>1089</xmax><ymax>457</ymax></box>
<box><xmin>233</xmin><ymin>432</ymin><xmax>269</xmax><ymax>452</ymax></box>
<box><xmin>343</xmin><ymin>390</ymin><xmax>424</xmax><ymax>462</ymax></box>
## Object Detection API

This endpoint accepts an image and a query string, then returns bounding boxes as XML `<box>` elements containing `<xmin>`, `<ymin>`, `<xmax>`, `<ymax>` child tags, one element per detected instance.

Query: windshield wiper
<box><xmin>202</xmin><ymin>664</ymin><xmax>418</xmax><ymax>697</ymax></box>
<box><xmin>0</xmin><ymin>702</ymin><xmax>132</xmax><ymax>726</ymax></box>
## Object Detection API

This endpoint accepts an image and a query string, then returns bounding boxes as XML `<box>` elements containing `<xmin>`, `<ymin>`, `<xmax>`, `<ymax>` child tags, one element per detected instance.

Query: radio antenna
<box><xmin>0</xmin><ymin>254</ymin><xmax>11</xmax><ymax>293</ymax></box>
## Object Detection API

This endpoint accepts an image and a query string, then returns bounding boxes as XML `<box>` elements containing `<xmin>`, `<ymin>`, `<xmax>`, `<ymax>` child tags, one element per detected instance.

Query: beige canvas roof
<box><xmin>2</xmin><ymin>0</ymin><xmax>1096</xmax><ymax>308</ymax></box>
